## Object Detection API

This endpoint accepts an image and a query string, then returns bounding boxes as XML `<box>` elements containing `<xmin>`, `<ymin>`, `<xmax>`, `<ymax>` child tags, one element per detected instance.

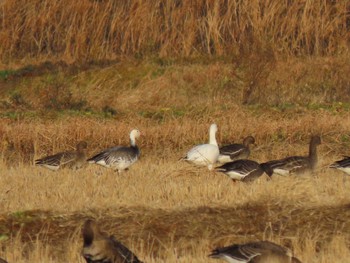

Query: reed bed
<box><xmin>0</xmin><ymin>0</ymin><xmax>349</xmax><ymax>66</ymax></box>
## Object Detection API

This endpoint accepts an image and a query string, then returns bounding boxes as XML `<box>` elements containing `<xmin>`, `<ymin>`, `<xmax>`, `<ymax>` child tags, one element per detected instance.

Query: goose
<box><xmin>330</xmin><ymin>156</ymin><xmax>350</xmax><ymax>175</ymax></box>
<box><xmin>0</xmin><ymin>258</ymin><xmax>7</xmax><ymax>263</ymax></box>
<box><xmin>215</xmin><ymin>159</ymin><xmax>273</xmax><ymax>182</ymax></box>
<box><xmin>218</xmin><ymin>136</ymin><xmax>256</xmax><ymax>164</ymax></box>
<box><xmin>87</xmin><ymin>129</ymin><xmax>141</xmax><ymax>173</ymax></box>
<box><xmin>261</xmin><ymin>135</ymin><xmax>321</xmax><ymax>177</ymax></box>
<box><xmin>182</xmin><ymin>123</ymin><xmax>219</xmax><ymax>170</ymax></box>
<box><xmin>82</xmin><ymin>219</ymin><xmax>143</xmax><ymax>263</ymax></box>
<box><xmin>209</xmin><ymin>240</ymin><xmax>302</xmax><ymax>263</ymax></box>
<box><xmin>35</xmin><ymin>141</ymin><xmax>88</xmax><ymax>171</ymax></box>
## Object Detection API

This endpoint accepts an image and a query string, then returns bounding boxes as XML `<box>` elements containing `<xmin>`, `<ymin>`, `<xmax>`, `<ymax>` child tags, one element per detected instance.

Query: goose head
<box><xmin>76</xmin><ymin>141</ymin><xmax>88</xmax><ymax>151</ymax></box>
<box><xmin>243</xmin><ymin>136</ymin><xmax>255</xmax><ymax>146</ymax></box>
<box><xmin>130</xmin><ymin>129</ymin><xmax>141</xmax><ymax>146</ymax></box>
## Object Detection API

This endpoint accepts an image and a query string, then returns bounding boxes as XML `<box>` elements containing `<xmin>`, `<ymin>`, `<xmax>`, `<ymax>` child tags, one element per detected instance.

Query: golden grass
<box><xmin>1</xmin><ymin>55</ymin><xmax>350</xmax><ymax>261</ymax></box>
<box><xmin>0</xmin><ymin>0</ymin><xmax>349</xmax><ymax>66</ymax></box>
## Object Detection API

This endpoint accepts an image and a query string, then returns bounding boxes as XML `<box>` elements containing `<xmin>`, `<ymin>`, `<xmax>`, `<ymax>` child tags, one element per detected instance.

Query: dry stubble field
<box><xmin>0</xmin><ymin>58</ymin><xmax>350</xmax><ymax>262</ymax></box>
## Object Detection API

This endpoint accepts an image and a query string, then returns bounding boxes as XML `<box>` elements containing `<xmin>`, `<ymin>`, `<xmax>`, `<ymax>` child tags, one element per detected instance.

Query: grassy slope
<box><xmin>1</xmin><ymin>58</ymin><xmax>350</xmax><ymax>262</ymax></box>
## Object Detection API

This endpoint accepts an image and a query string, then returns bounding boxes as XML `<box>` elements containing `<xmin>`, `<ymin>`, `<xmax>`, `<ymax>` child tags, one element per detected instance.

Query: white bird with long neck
<box><xmin>182</xmin><ymin>123</ymin><xmax>219</xmax><ymax>170</ymax></box>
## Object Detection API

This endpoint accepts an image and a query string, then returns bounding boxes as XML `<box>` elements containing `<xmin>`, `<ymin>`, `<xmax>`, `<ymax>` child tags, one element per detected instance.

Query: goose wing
<box><xmin>35</xmin><ymin>151</ymin><xmax>77</xmax><ymax>169</ymax></box>
<box><xmin>110</xmin><ymin>236</ymin><xmax>143</xmax><ymax>263</ymax></box>
<box><xmin>88</xmin><ymin>146</ymin><xmax>140</xmax><ymax>166</ymax></box>
<box><xmin>264</xmin><ymin>156</ymin><xmax>310</xmax><ymax>175</ymax></box>
<box><xmin>330</xmin><ymin>156</ymin><xmax>350</xmax><ymax>168</ymax></box>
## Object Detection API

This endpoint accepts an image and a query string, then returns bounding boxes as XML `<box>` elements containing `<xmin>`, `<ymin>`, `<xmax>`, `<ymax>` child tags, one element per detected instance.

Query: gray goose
<box><xmin>209</xmin><ymin>241</ymin><xmax>302</xmax><ymax>263</ymax></box>
<box><xmin>82</xmin><ymin>220</ymin><xmax>143</xmax><ymax>263</ymax></box>
<box><xmin>87</xmin><ymin>129</ymin><xmax>141</xmax><ymax>173</ymax></box>
<box><xmin>35</xmin><ymin>141</ymin><xmax>88</xmax><ymax>171</ymax></box>
<box><xmin>215</xmin><ymin>159</ymin><xmax>273</xmax><ymax>182</ymax></box>
<box><xmin>330</xmin><ymin>156</ymin><xmax>350</xmax><ymax>175</ymax></box>
<box><xmin>261</xmin><ymin>135</ymin><xmax>321</xmax><ymax>177</ymax></box>
<box><xmin>218</xmin><ymin>136</ymin><xmax>256</xmax><ymax>164</ymax></box>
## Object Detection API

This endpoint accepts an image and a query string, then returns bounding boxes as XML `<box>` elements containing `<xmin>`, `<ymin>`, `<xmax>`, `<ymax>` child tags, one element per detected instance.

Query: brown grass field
<box><xmin>1</xmin><ymin>0</ymin><xmax>350</xmax><ymax>262</ymax></box>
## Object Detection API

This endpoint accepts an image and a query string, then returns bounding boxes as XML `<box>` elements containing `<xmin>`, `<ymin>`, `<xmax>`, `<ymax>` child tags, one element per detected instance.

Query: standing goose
<box><xmin>218</xmin><ymin>136</ymin><xmax>256</xmax><ymax>164</ymax></box>
<box><xmin>82</xmin><ymin>220</ymin><xmax>143</xmax><ymax>263</ymax></box>
<box><xmin>261</xmin><ymin>135</ymin><xmax>321</xmax><ymax>177</ymax></box>
<box><xmin>209</xmin><ymin>241</ymin><xmax>302</xmax><ymax>263</ymax></box>
<box><xmin>330</xmin><ymin>156</ymin><xmax>350</xmax><ymax>175</ymax></box>
<box><xmin>215</xmin><ymin>159</ymin><xmax>273</xmax><ymax>182</ymax></box>
<box><xmin>87</xmin><ymin>129</ymin><xmax>141</xmax><ymax>173</ymax></box>
<box><xmin>182</xmin><ymin>123</ymin><xmax>219</xmax><ymax>170</ymax></box>
<box><xmin>35</xmin><ymin>141</ymin><xmax>88</xmax><ymax>171</ymax></box>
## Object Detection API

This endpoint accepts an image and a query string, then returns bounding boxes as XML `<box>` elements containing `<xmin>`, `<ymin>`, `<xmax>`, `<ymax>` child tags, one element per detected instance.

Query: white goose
<box><xmin>87</xmin><ymin>129</ymin><xmax>141</xmax><ymax>173</ymax></box>
<box><xmin>182</xmin><ymin>123</ymin><xmax>219</xmax><ymax>170</ymax></box>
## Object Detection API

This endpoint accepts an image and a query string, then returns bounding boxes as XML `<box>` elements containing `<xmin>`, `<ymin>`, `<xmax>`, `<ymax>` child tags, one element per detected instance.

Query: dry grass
<box><xmin>0</xmin><ymin>0</ymin><xmax>349</xmax><ymax>66</ymax></box>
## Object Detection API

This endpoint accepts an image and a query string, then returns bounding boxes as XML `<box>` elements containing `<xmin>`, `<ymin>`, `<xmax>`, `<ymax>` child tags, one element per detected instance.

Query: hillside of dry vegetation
<box><xmin>1</xmin><ymin>0</ymin><xmax>350</xmax><ymax>262</ymax></box>
<box><xmin>0</xmin><ymin>0</ymin><xmax>349</xmax><ymax>66</ymax></box>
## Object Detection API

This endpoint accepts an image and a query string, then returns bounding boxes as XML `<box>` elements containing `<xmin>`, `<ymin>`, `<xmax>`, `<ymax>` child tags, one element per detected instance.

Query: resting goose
<box><xmin>261</xmin><ymin>135</ymin><xmax>321</xmax><ymax>177</ymax></box>
<box><xmin>218</xmin><ymin>136</ymin><xmax>255</xmax><ymax>164</ymax></box>
<box><xmin>35</xmin><ymin>141</ymin><xmax>88</xmax><ymax>171</ymax></box>
<box><xmin>330</xmin><ymin>156</ymin><xmax>350</xmax><ymax>175</ymax></box>
<box><xmin>87</xmin><ymin>129</ymin><xmax>141</xmax><ymax>173</ymax></box>
<box><xmin>82</xmin><ymin>220</ymin><xmax>143</xmax><ymax>263</ymax></box>
<box><xmin>215</xmin><ymin>159</ymin><xmax>273</xmax><ymax>182</ymax></box>
<box><xmin>182</xmin><ymin>123</ymin><xmax>219</xmax><ymax>170</ymax></box>
<box><xmin>209</xmin><ymin>241</ymin><xmax>302</xmax><ymax>263</ymax></box>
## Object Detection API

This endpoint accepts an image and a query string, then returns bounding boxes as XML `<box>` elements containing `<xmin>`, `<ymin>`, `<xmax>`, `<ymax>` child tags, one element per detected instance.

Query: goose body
<box><xmin>82</xmin><ymin>220</ymin><xmax>143</xmax><ymax>263</ymax></box>
<box><xmin>88</xmin><ymin>129</ymin><xmax>141</xmax><ymax>173</ymax></box>
<box><xmin>35</xmin><ymin>141</ymin><xmax>87</xmax><ymax>171</ymax></box>
<box><xmin>330</xmin><ymin>156</ymin><xmax>350</xmax><ymax>175</ymax></box>
<box><xmin>209</xmin><ymin>241</ymin><xmax>302</xmax><ymax>263</ymax></box>
<box><xmin>216</xmin><ymin>159</ymin><xmax>271</xmax><ymax>182</ymax></box>
<box><xmin>218</xmin><ymin>136</ymin><xmax>255</xmax><ymax>164</ymax></box>
<box><xmin>183</xmin><ymin>124</ymin><xmax>219</xmax><ymax>170</ymax></box>
<box><xmin>261</xmin><ymin>135</ymin><xmax>321</xmax><ymax>177</ymax></box>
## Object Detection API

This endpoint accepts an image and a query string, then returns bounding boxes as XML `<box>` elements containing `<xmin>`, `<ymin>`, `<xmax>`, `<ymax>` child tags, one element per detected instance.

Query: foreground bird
<box><xmin>216</xmin><ymin>159</ymin><xmax>273</xmax><ymax>182</ymax></box>
<box><xmin>35</xmin><ymin>141</ymin><xmax>88</xmax><ymax>171</ymax></box>
<box><xmin>182</xmin><ymin>123</ymin><xmax>219</xmax><ymax>170</ymax></box>
<box><xmin>82</xmin><ymin>220</ymin><xmax>143</xmax><ymax>263</ymax></box>
<box><xmin>261</xmin><ymin>135</ymin><xmax>321</xmax><ymax>177</ymax></box>
<box><xmin>0</xmin><ymin>257</ymin><xmax>7</xmax><ymax>263</ymax></box>
<box><xmin>87</xmin><ymin>129</ymin><xmax>141</xmax><ymax>173</ymax></box>
<box><xmin>209</xmin><ymin>241</ymin><xmax>302</xmax><ymax>263</ymax></box>
<box><xmin>330</xmin><ymin>156</ymin><xmax>350</xmax><ymax>175</ymax></box>
<box><xmin>218</xmin><ymin>136</ymin><xmax>256</xmax><ymax>164</ymax></box>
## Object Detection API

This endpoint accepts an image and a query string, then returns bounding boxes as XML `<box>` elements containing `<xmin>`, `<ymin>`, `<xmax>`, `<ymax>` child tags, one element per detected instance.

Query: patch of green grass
<box><xmin>0</xmin><ymin>70</ymin><xmax>16</xmax><ymax>80</ymax></box>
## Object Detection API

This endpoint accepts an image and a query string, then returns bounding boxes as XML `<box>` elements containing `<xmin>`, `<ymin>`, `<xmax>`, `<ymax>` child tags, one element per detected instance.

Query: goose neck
<box><xmin>209</xmin><ymin>129</ymin><xmax>218</xmax><ymax>146</ymax></box>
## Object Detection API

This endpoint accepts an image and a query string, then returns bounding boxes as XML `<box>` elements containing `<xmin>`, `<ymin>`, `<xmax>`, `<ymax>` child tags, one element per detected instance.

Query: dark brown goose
<box><xmin>209</xmin><ymin>241</ymin><xmax>302</xmax><ymax>263</ymax></box>
<box><xmin>82</xmin><ymin>220</ymin><xmax>143</xmax><ymax>263</ymax></box>
<box><xmin>261</xmin><ymin>135</ymin><xmax>321</xmax><ymax>177</ymax></box>
<box><xmin>215</xmin><ymin>159</ymin><xmax>272</xmax><ymax>182</ymax></box>
<box><xmin>35</xmin><ymin>141</ymin><xmax>88</xmax><ymax>171</ymax></box>
<box><xmin>218</xmin><ymin>136</ymin><xmax>256</xmax><ymax>164</ymax></box>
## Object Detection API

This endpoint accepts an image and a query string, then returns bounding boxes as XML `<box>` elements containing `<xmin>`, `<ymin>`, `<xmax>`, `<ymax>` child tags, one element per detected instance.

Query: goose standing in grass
<box><xmin>87</xmin><ymin>129</ymin><xmax>141</xmax><ymax>173</ymax></box>
<box><xmin>215</xmin><ymin>159</ymin><xmax>273</xmax><ymax>182</ymax></box>
<box><xmin>209</xmin><ymin>241</ymin><xmax>302</xmax><ymax>263</ymax></box>
<box><xmin>182</xmin><ymin>123</ymin><xmax>219</xmax><ymax>170</ymax></box>
<box><xmin>330</xmin><ymin>156</ymin><xmax>350</xmax><ymax>175</ymax></box>
<box><xmin>218</xmin><ymin>136</ymin><xmax>256</xmax><ymax>164</ymax></box>
<box><xmin>35</xmin><ymin>141</ymin><xmax>88</xmax><ymax>171</ymax></box>
<box><xmin>82</xmin><ymin>219</ymin><xmax>143</xmax><ymax>263</ymax></box>
<box><xmin>261</xmin><ymin>135</ymin><xmax>321</xmax><ymax>177</ymax></box>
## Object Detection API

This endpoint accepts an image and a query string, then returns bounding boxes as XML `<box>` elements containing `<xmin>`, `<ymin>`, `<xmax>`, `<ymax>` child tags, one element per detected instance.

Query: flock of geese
<box><xmin>35</xmin><ymin>123</ymin><xmax>350</xmax><ymax>181</ymax></box>
<box><xmin>3</xmin><ymin>123</ymin><xmax>348</xmax><ymax>262</ymax></box>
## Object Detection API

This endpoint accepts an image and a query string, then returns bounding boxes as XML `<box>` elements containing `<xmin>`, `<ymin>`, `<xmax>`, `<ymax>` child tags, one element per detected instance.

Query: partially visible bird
<box><xmin>35</xmin><ymin>141</ymin><xmax>88</xmax><ymax>171</ymax></box>
<box><xmin>218</xmin><ymin>136</ymin><xmax>256</xmax><ymax>164</ymax></box>
<box><xmin>208</xmin><ymin>240</ymin><xmax>302</xmax><ymax>263</ymax></box>
<box><xmin>261</xmin><ymin>135</ymin><xmax>321</xmax><ymax>177</ymax></box>
<box><xmin>87</xmin><ymin>129</ymin><xmax>141</xmax><ymax>173</ymax></box>
<box><xmin>181</xmin><ymin>123</ymin><xmax>219</xmax><ymax>170</ymax></box>
<box><xmin>82</xmin><ymin>219</ymin><xmax>143</xmax><ymax>263</ymax></box>
<box><xmin>330</xmin><ymin>156</ymin><xmax>350</xmax><ymax>175</ymax></box>
<box><xmin>216</xmin><ymin>159</ymin><xmax>273</xmax><ymax>182</ymax></box>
